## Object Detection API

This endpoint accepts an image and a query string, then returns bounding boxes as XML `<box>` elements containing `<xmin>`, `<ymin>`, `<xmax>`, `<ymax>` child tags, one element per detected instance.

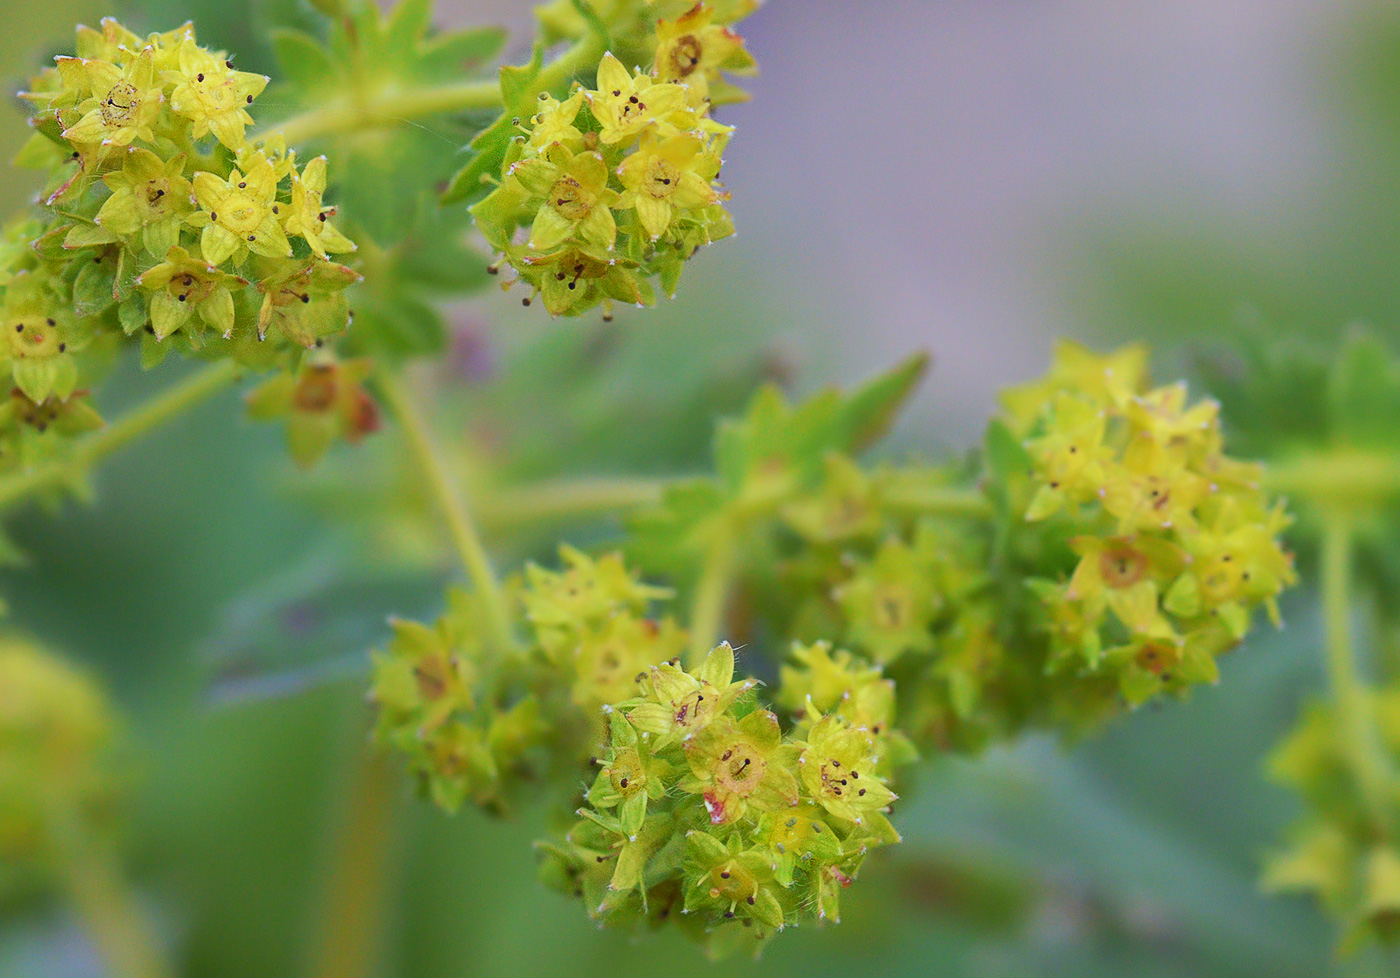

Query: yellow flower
<box><xmin>616</xmin><ymin>128</ymin><xmax>723</xmax><ymax>240</ymax></box>
<box><xmin>164</xmin><ymin>38</ymin><xmax>268</xmax><ymax>150</ymax></box>
<box><xmin>653</xmin><ymin>3</ymin><xmax>756</xmax><ymax>102</ymax></box>
<box><xmin>518</xmin><ymin>244</ymin><xmax>648</xmax><ymax>316</ymax></box>
<box><xmin>0</xmin><ymin>272</ymin><xmax>79</xmax><ymax>403</ymax></box>
<box><xmin>586</xmin><ymin>53</ymin><xmax>686</xmax><ymax>146</ymax></box>
<box><xmin>527</xmin><ymin>92</ymin><xmax>587</xmax><ymax>153</ymax></box>
<box><xmin>94</xmin><ymin>148</ymin><xmax>193</xmax><ymax>257</ymax></box>
<box><xmin>1101</xmin><ymin>439</ymin><xmax>1210</xmax><ymax>535</ymax></box>
<box><xmin>59</xmin><ymin>50</ymin><xmax>163</xmax><ymax>153</ymax></box>
<box><xmin>135</xmin><ymin>245</ymin><xmax>246</xmax><ymax>339</ymax></box>
<box><xmin>191</xmin><ymin>156</ymin><xmax>291</xmax><ymax>265</ymax></box>
<box><xmin>1065</xmin><ymin>535</ymin><xmax>1179</xmax><ymax>640</ymax></box>
<box><xmin>281</xmin><ymin>156</ymin><xmax>355</xmax><ymax>259</ymax></box>
<box><xmin>1001</xmin><ymin>340</ymin><xmax>1147</xmax><ymax>436</ymax></box>
<box><xmin>508</xmin><ymin>144</ymin><xmax>618</xmax><ymax>251</ymax></box>
<box><xmin>1023</xmin><ymin>392</ymin><xmax>1115</xmax><ymax>520</ymax></box>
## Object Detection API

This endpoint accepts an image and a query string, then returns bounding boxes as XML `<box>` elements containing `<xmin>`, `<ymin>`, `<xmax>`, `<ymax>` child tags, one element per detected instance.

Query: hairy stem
<box><xmin>1320</xmin><ymin>512</ymin><xmax>1394</xmax><ymax>828</ymax></box>
<box><xmin>376</xmin><ymin>371</ymin><xmax>514</xmax><ymax>649</ymax></box>
<box><xmin>258</xmin><ymin>34</ymin><xmax>605</xmax><ymax>147</ymax></box>
<box><xmin>0</xmin><ymin>359</ymin><xmax>242</xmax><ymax>512</ymax></box>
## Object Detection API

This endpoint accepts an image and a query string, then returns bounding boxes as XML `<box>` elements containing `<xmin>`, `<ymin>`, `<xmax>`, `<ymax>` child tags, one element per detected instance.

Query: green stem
<box><xmin>881</xmin><ymin>484</ymin><xmax>993</xmax><ymax>519</ymax></box>
<box><xmin>1263</xmin><ymin>451</ymin><xmax>1400</xmax><ymax>506</ymax></box>
<box><xmin>57</xmin><ymin>821</ymin><xmax>175</xmax><ymax>978</ymax></box>
<box><xmin>688</xmin><ymin>518</ymin><xmax>739</xmax><ymax>661</ymax></box>
<box><xmin>376</xmin><ymin>370</ymin><xmax>514</xmax><ymax>649</ymax></box>
<box><xmin>1320</xmin><ymin>512</ymin><xmax>1394</xmax><ymax>828</ymax></box>
<box><xmin>303</xmin><ymin>747</ymin><xmax>402</xmax><ymax>978</ymax></box>
<box><xmin>264</xmin><ymin>81</ymin><xmax>502</xmax><ymax>147</ymax></box>
<box><xmin>0</xmin><ymin>359</ymin><xmax>242</xmax><ymax>512</ymax></box>
<box><xmin>257</xmin><ymin>34</ymin><xmax>605</xmax><ymax>147</ymax></box>
<box><xmin>477</xmin><ymin>475</ymin><xmax>665</xmax><ymax>530</ymax></box>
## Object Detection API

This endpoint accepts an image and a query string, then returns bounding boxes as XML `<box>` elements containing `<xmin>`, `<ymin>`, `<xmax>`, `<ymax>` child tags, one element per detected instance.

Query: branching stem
<box><xmin>376</xmin><ymin>370</ymin><xmax>514</xmax><ymax>649</ymax></box>
<box><xmin>0</xmin><ymin>359</ymin><xmax>242</xmax><ymax>513</ymax></box>
<box><xmin>256</xmin><ymin>35</ymin><xmax>605</xmax><ymax>147</ymax></box>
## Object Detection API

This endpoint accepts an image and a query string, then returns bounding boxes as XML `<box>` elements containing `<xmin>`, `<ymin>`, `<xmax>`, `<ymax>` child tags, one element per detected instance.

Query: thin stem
<box><xmin>477</xmin><ymin>475</ymin><xmax>665</xmax><ymax>530</ymax></box>
<box><xmin>303</xmin><ymin>747</ymin><xmax>402</xmax><ymax>978</ymax></box>
<box><xmin>56</xmin><ymin>819</ymin><xmax>175</xmax><ymax>978</ymax></box>
<box><xmin>1263</xmin><ymin>451</ymin><xmax>1400</xmax><ymax>505</ymax></box>
<box><xmin>257</xmin><ymin>34</ymin><xmax>605</xmax><ymax>147</ymax></box>
<box><xmin>0</xmin><ymin>359</ymin><xmax>242</xmax><ymax>512</ymax></box>
<box><xmin>264</xmin><ymin>81</ymin><xmax>501</xmax><ymax>146</ymax></box>
<box><xmin>376</xmin><ymin>370</ymin><xmax>514</xmax><ymax>649</ymax></box>
<box><xmin>688</xmin><ymin>519</ymin><xmax>739</xmax><ymax>661</ymax></box>
<box><xmin>1321</xmin><ymin>512</ymin><xmax>1394</xmax><ymax>828</ymax></box>
<box><xmin>881</xmin><ymin>484</ymin><xmax>992</xmax><ymax>519</ymax></box>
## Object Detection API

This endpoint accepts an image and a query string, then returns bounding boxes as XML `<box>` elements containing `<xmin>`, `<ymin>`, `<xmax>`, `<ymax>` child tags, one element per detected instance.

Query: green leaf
<box><xmin>271</xmin><ymin>29</ymin><xmax>335</xmax><ymax>91</ymax></box>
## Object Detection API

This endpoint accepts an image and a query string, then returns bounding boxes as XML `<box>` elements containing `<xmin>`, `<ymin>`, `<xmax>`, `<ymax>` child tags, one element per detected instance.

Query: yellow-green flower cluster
<box><xmin>0</xmin><ymin>637</ymin><xmax>123</xmax><ymax>897</ymax></box>
<box><xmin>370</xmin><ymin>587</ymin><xmax>548</xmax><ymax>813</ymax></box>
<box><xmin>521</xmin><ymin>546</ymin><xmax>688</xmax><ymax>715</ymax></box>
<box><xmin>472</xmin><ymin>2</ymin><xmax>755</xmax><ymax>317</ymax></box>
<box><xmin>370</xmin><ymin>547</ymin><xmax>685</xmax><ymax>812</ymax></box>
<box><xmin>539</xmin><ymin>643</ymin><xmax>903</xmax><ymax>957</ymax></box>
<box><xmin>1003</xmin><ymin>341</ymin><xmax>1296</xmax><ymax>705</ymax></box>
<box><xmin>12</xmin><ymin>18</ymin><xmax>358</xmax><ymax>382</ymax></box>
<box><xmin>1264</xmin><ymin>686</ymin><xmax>1400</xmax><ymax>952</ymax></box>
<box><xmin>536</xmin><ymin>0</ymin><xmax>759</xmax><ymax>106</ymax></box>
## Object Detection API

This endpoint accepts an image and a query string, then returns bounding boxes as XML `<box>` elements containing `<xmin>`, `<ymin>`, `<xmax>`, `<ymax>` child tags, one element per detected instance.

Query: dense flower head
<box><xmin>9</xmin><ymin>18</ymin><xmax>359</xmax><ymax>399</ymax></box>
<box><xmin>372</xmin><ymin>548</ymin><xmax>688</xmax><ymax>812</ymax></box>
<box><xmin>1001</xmin><ymin>341</ymin><xmax>1297</xmax><ymax>706</ymax></box>
<box><xmin>471</xmin><ymin>2</ymin><xmax>751</xmax><ymax>318</ymax></box>
<box><xmin>0</xmin><ymin>637</ymin><xmax>124</xmax><ymax>897</ymax></box>
<box><xmin>370</xmin><ymin>588</ymin><xmax>549</xmax><ymax>813</ymax></box>
<box><xmin>539</xmin><ymin>643</ymin><xmax>903</xmax><ymax>956</ymax></box>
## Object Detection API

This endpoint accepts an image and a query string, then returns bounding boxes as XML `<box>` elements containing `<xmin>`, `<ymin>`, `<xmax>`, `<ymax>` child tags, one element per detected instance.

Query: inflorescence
<box><xmin>472</xmin><ymin>2</ymin><xmax>756</xmax><ymax>317</ymax></box>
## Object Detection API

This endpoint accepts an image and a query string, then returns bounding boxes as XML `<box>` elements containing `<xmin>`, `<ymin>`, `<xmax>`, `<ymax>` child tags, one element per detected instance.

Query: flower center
<box><xmin>714</xmin><ymin>744</ymin><xmax>766</xmax><ymax>796</ymax></box>
<box><xmin>194</xmin><ymin>71</ymin><xmax>237</xmax><ymax>111</ymax></box>
<box><xmin>667</xmin><ymin>36</ymin><xmax>704</xmax><ymax>78</ymax></box>
<box><xmin>139</xmin><ymin>179</ymin><xmax>173</xmax><ymax>220</ymax></box>
<box><xmin>1135</xmin><ymin>641</ymin><xmax>1179</xmax><ymax>677</ymax></box>
<box><xmin>873</xmin><ymin>587</ymin><xmax>910</xmax><ymax>631</ymax></box>
<box><xmin>643</xmin><ymin>158</ymin><xmax>681</xmax><ymax>199</ymax></box>
<box><xmin>818</xmin><ymin>758</ymin><xmax>859</xmax><ymax>800</ymax></box>
<box><xmin>609</xmin><ymin>749</ymin><xmax>645</xmax><ymax>795</ymax></box>
<box><xmin>549</xmin><ymin>176</ymin><xmax>593</xmax><ymax>222</ymax></box>
<box><xmin>100</xmin><ymin>83</ymin><xmax>141</xmax><ymax>127</ymax></box>
<box><xmin>166</xmin><ymin>270</ymin><xmax>216</xmax><ymax>305</ymax></box>
<box><xmin>292</xmin><ymin>366</ymin><xmax>339</xmax><ymax>413</ymax></box>
<box><xmin>672</xmin><ymin>688</ymin><xmax>714</xmax><ymax>731</ymax></box>
<box><xmin>7</xmin><ymin>318</ymin><xmax>62</xmax><ymax>361</ymax></box>
<box><xmin>617</xmin><ymin>92</ymin><xmax>650</xmax><ymax>127</ymax></box>
<box><xmin>1099</xmin><ymin>543</ymin><xmax>1149</xmax><ymax>588</ymax></box>
<box><xmin>219</xmin><ymin>192</ymin><xmax>263</xmax><ymax>234</ymax></box>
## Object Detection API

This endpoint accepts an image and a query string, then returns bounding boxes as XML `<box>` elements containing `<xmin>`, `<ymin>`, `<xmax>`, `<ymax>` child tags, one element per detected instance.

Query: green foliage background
<box><xmin>1</xmin><ymin>0</ymin><xmax>1396</xmax><ymax>975</ymax></box>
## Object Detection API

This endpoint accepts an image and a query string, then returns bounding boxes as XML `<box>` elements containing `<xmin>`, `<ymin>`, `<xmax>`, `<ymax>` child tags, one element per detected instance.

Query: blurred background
<box><xmin>4</xmin><ymin>0</ymin><xmax>1399</xmax><ymax>975</ymax></box>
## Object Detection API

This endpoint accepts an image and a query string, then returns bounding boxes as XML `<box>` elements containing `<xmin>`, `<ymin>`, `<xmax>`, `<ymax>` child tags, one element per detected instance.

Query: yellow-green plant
<box><xmin>2</xmin><ymin>0</ymin><xmax>1397</xmax><ymax>973</ymax></box>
